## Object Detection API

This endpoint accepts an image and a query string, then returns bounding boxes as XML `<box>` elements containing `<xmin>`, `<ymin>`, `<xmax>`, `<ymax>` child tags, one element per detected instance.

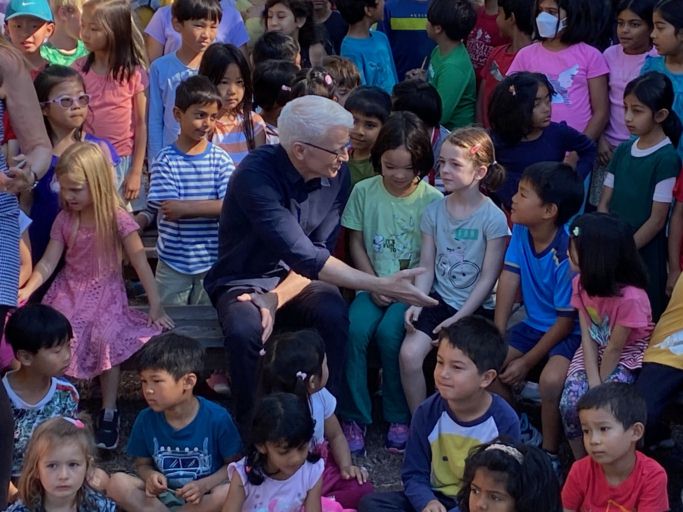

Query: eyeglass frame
<box><xmin>298</xmin><ymin>141</ymin><xmax>349</xmax><ymax>160</ymax></box>
<box><xmin>40</xmin><ymin>94</ymin><xmax>91</xmax><ymax>109</ymax></box>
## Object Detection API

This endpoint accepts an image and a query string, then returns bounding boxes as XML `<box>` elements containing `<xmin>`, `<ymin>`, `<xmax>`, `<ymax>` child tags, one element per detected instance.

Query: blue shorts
<box><xmin>506</xmin><ymin>322</ymin><xmax>580</xmax><ymax>361</ymax></box>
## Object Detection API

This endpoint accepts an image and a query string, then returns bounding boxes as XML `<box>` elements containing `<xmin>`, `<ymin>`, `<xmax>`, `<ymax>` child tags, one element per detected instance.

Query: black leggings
<box><xmin>0</xmin><ymin>305</ymin><xmax>13</xmax><ymax>508</ymax></box>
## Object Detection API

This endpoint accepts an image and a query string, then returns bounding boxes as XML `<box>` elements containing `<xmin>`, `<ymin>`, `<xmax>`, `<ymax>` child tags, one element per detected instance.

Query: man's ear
<box><xmin>290</xmin><ymin>141</ymin><xmax>307</xmax><ymax>162</ymax></box>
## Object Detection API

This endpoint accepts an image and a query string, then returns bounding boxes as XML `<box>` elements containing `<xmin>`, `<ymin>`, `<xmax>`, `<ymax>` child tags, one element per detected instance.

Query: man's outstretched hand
<box><xmin>378</xmin><ymin>268</ymin><xmax>438</xmax><ymax>307</ymax></box>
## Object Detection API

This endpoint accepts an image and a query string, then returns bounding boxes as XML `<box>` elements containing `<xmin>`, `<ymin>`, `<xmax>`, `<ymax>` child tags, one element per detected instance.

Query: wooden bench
<box><xmin>124</xmin><ymin>305</ymin><xmax>225</xmax><ymax>370</ymax></box>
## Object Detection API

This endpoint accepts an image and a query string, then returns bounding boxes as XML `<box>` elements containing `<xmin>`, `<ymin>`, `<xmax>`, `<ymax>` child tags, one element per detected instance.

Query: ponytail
<box><xmin>663</xmin><ymin>109</ymin><xmax>682</xmax><ymax>148</ymax></box>
<box><xmin>445</xmin><ymin>127</ymin><xmax>506</xmax><ymax>192</ymax></box>
<box><xmin>482</xmin><ymin>161</ymin><xmax>505</xmax><ymax>193</ymax></box>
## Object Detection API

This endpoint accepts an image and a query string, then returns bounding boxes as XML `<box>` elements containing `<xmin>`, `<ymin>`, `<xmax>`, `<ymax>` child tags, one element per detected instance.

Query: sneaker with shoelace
<box><xmin>341</xmin><ymin>420</ymin><xmax>366</xmax><ymax>456</ymax></box>
<box><xmin>95</xmin><ymin>409</ymin><xmax>120</xmax><ymax>450</ymax></box>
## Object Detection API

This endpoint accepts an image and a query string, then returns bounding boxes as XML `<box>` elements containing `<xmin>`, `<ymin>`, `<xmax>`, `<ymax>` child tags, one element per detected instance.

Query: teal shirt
<box><xmin>427</xmin><ymin>43</ymin><xmax>476</xmax><ymax>130</ymax></box>
<box><xmin>40</xmin><ymin>40</ymin><xmax>89</xmax><ymax>66</ymax></box>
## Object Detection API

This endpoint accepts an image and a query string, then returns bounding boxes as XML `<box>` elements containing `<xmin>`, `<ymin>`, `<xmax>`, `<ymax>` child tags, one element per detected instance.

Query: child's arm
<box><xmin>18</xmin><ymin>239</ymin><xmax>65</xmax><ymax>301</ymax></box>
<box><xmin>405</xmin><ymin>233</ymin><xmax>437</xmax><ymax>329</ymax></box>
<box><xmin>633</xmin><ymin>201</ymin><xmax>670</xmax><ymax>249</ymax></box>
<box><xmin>122</xmin><ymin>230</ymin><xmax>174</xmax><ymax>329</ymax></box>
<box><xmin>176</xmin><ymin>464</ymin><xmax>229</xmax><ymax>504</ymax></box>
<box><xmin>324</xmin><ymin>414</ymin><xmax>369</xmax><ymax>484</ymax></box>
<box><xmin>159</xmin><ymin>199</ymin><xmax>223</xmax><ymax>220</ymax></box>
<box><xmin>579</xmin><ymin>312</ymin><xmax>601</xmax><ymax>388</ymax></box>
<box><xmin>147</xmin><ymin>64</ymin><xmax>163</xmax><ymax>162</ymax></box>
<box><xmin>493</xmin><ymin>269</ymin><xmax>520</xmax><ymax>336</ymax></box>
<box><xmin>123</xmin><ymin>89</ymin><xmax>148</xmax><ymax>201</ymax></box>
<box><xmin>302</xmin><ymin>476</ymin><xmax>323</xmax><ymax>512</ymax></box>
<box><xmin>348</xmin><ymin>229</ymin><xmax>375</xmax><ymax>275</ymax></box>
<box><xmin>431</xmin><ymin>236</ymin><xmax>506</xmax><ymax>334</ymax></box>
<box><xmin>583</xmin><ymin>75</ymin><xmax>609</xmax><ymax>141</ymax></box>
<box><xmin>18</xmin><ymin>230</ymin><xmax>32</xmax><ymax>288</ymax></box>
<box><xmin>599</xmin><ymin>324</ymin><xmax>632</xmax><ymax>382</ymax></box>
<box><xmin>133</xmin><ymin>457</ymin><xmax>168</xmax><ymax>497</ymax></box>
<box><xmin>221</xmin><ymin>471</ymin><xmax>246</xmax><ymax>512</ymax></box>
<box><xmin>597</xmin><ymin>185</ymin><xmax>612</xmax><ymax>213</ymax></box>
<box><xmin>668</xmin><ymin>200</ymin><xmax>683</xmax><ymax>294</ymax></box>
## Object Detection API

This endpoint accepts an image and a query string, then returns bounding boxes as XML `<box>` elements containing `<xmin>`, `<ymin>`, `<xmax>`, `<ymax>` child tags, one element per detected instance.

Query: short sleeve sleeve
<box><xmin>135</xmin><ymin>66</ymin><xmax>149</xmax><ymax>93</ymax></box>
<box><xmin>305</xmin><ymin>459</ymin><xmax>325</xmax><ymax>491</ymax></box>
<box><xmin>420</xmin><ymin>199</ymin><xmax>439</xmax><ymax>235</ymax></box>
<box><xmin>561</xmin><ymin>460</ymin><xmax>587</xmax><ymax>510</ymax></box>
<box><xmin>570</xmin><ymin>275</ymin><xmax>582</xmax><ymax>310</ymax></box>
<box><xmin>506</xmin><ymin>45</ymin><xmax>532</xmax><ymax>75</ymax></box>
<box><xmin>585</xmin><ymin>45</ymin><xmax>609</xmax><ymax>78</ymax></box>
<box><xmin>340</xmin><ymin>182</ymin><xmax>365</xmax><ymax>231</ymax></box>
<box><xmin>635</xmin><ymin>456</ymin><xmax>669</xmax><ymax>511</ymax></box>
<box><xmin>503</xmin><ymin>224</ymin><xmax>524</xmax><ymax>274</ymax></box>
<box><xmin>216</xmin><ymin>149</ymin><xmax>234</xmax><ymax>199</ymax></box>
<box><xmin>654</xmin><ymin>147</ymin><xmax>682</xmax><ymax>183</ymax></box>
<box><xmin>49</xmin><ymin>211</ymin><xmax>69</xmax><ymax>243</ymax></box>
<box><xmin>251</xmin><ymin>112</ymin><xmax>267</xmax><ymax>138</ymax></box>
<box><xmin>553</xmin><ymin>255</ymin><xmax>575</xmax><ymax>316</ymax></box>
<box><xmin>227</xmin><ymin>458</ymin><xmax>249</xmax><ymax>486</ymax></box>
<box><xmin>148</xmin><ymin>155</ymin><xmax>180</xmax><ymax>202</ymax></box>
<box><xmin>483</xmin><ymin>202</ymin><xmax>510</xmax><ymax>240</ymax></box>
<box><xmin>613</xmin><ymin>289</ymin><xmax>652</xmax><ymax>329</ymax></box>
<box><xmin>674</xmin><ymin>171</ymin><xmax>683</xmax><ymax>203</ymax></box>
<box><xmin>143</xmin><ymin>7</ymin><xmax>168</xmax><ymax>44</ymax></box>
<box><xmin>116</xmin><ymin>208</ymin><xmax>140</xmax><ymax>239</ymax></box>
<box><xmin>319</xmin><ymin>388</ymin><xmax>337</xmax><ymax>420</ymax></box>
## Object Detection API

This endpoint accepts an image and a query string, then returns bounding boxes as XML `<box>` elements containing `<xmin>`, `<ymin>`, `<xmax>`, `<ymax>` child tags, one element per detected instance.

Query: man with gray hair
<box><xmin>204</xmin><ymin>96</ymin><xmax>436</xmax><ymax>424</ymax></box>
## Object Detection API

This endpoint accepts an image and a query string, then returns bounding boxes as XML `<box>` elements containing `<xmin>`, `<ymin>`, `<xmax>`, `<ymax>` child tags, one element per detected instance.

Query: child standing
<box><xmin>136</xmin><ymin>76</ymin><xmax>234</xmax><ymax>306</ymax></box>
<box><xmin>322</xmin><ymin>55</ymin><xmax>361</xmax><ymax>106</ymax></box>
<box><xmin>337</xmin><ymin>0</ymin><xmax>398</xmax><ymax>94</ymax></box>
<box><xmin>147</xmin><ymin>0</ymin><xmax>222</xmax><ymax>161</ymax></box>
<box><xmin>359</xmin><ymin>317</ymin><xmax>520</xmax><ymax>512</ymax></box>
<box><xmin>507</xmin><ymin>0</ymin><xmax>609</xmax><ymax>140</ymax></box>
<box><xmin>400</xmin><ymin>128</ymin><xmax>509</xmax><ymax>413</ymax></box>
<box><xmin>424</xmin><ymin>0</ymin><xmax>477</xmax><ymax>130</ymax></box>
<box><xmin>199</xmin><ymin>43</ymin><xmax>266</xmax><ymax>166</ymax></box>
<box><xmin>477</xmin><ymin>0</ymin><xmax>533</xmax><ymax>128</ymax></box>
<box><xmin>493</xmin><ymin>162</ymin><xmax>584</xmax><ymax>470</ymax></box>
<box><xmin>489</xmin><ymin>72</ymin><xmax>596</xmax><ymax>212</ymax></box>
<box><xmin>562</xmin><ymin>383</ymin><xmax>669</xmax><ymax>512</ymax></box>
<box><xmin>457</xmin><ymin>440</ymin><xmax>562</xmax><ymax>512</ymax></box>
<box><xmin>598</xmin><ymin>72</ymin><xmax>681</xmax><ymax>320</ymax></box>
<box><xmin>223</xmin><ymin>393</ymin><xmax>325</xmax><ymax>512</ymax></box>
<box><xmin>6</xmin><ymin>417</ymin><xmax>116</xmax><ymax>512</ymax></box>
<box><xmin>344</xmin><ymin>86</ymin><xmax>392</xmax><ymax>186</ymax></box>
<box><xmin>466</xmin><ymin>0</ymin><xmax>509</xmax><ymax>78</ymax></box>
<box><xmin>75</xmin><ymin>0</ymin><xmax>148</xmax><ymax>205</ymax></box>
<box><xmin>559</xmin><ymin>213</ymin><xmax>653</xmax><ymax>459</ymax></box>
<box><xmin>19</xmin><ymin>142</ymin><xmax>173</xmax><ymax>450</ymax></box>
<box><xmin>261</xmin><ymin>330</ymin><xmax>373</xmax><ymax>509</ymax></box>
<box><xmin>253</xmin><ymin>59</ymin><xmax>298</xmax><ymax>144</ymax></box>
<box><xmin>3</xmin><ymin>305</ymin><xmax>78</xmax><ymax>480</ymax></box>
<box><xmin>107</xmin><ymin>333</ymin><xmax>240</xmax><ymax>512</ymax></box>
<box><xmin>340</xmin><ymin>112</ymin><xmax>442</xmax><ymax>454</ymax></box>
<box><xmin>4</xmin><ymin>0</ymin><xmax>54</xmax><ymax>77</ymax></box>
<box><xmin>31</xmin><ymin>65</ymin><xmax>119</xmax><ymax>264</ymax></box>
<box><xmin>41</xmin><ymin>0</ymin><xmax>87</xmax><ymax>66</ymax></box>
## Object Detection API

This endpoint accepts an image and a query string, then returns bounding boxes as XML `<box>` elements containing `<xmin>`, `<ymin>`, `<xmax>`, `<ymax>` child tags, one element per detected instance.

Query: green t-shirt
<box><xmin>427</xmin><ymin>43</ymin><xmax>476</xmax><ymax>130</ymax></box>
<box><xmin>341</xmin><ymin>175</ymin><xmax>443</xmax><ymax>277</ymax></box>
<box><xmin>349</xmin><ymin>157</ymin><xmax>376</xmax><ymax>187</ymax></box>
<box><xmin>41</xmin><ymin>40</ymin><xmax>89</xmax><ymax>66</ymax></box>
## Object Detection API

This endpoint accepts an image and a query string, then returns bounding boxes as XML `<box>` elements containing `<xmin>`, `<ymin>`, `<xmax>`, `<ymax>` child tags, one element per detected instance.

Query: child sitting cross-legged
<box><xmin>562</xmin><ymin>382</ymin><xmax>669</xmax><ymax>512</ymax></box>
<box><xmin>107</xmin><ymin>333</ymin><xmax>241</xmax><ymax>512</ymax></box>
<box><xmin>359</xmin><ymin>316</ymin><xmax>521</xmax><ymax>512</ymax></box>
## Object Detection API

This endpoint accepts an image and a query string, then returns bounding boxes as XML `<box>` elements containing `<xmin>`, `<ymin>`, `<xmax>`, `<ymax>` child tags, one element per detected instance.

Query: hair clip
<box><xmin>63</xmin><ymin>417</ymin><xmax>85</xmax><ymax>429</ymax></box>
<box><xmin>572</xmin><ymin>226</ymin><xmax>580</xmax><ymax>237</ymax></box>
<box><xmin>469</xmin><ymin>143</ymin><xmax>481</xmax><ymax>155</ymax></box>
<box><xmin>281</xmin><ymin>84</ymin><xmax>292</xmax><ymax>92</ymax></box>
<box><xmin>508</xmin><ymin>84</ymin><xmax>516</xmax><ymax>96</ymax></box>
<box><xmin>485</xmin><ymin>443</ymin><xmax>523</xmax><ymax>463</ymax></box>
<box><xmin>296</xmin><ymin>371</ymin><xmax>308</xmax><ymax>381</ymax></box>
<box><xmin>324</xmin><ymin>74</ymin><xmax>333</xmax><ymax>86</ymax></box>
<box><xmin>259</xmin><ymin>348</ymin><xmax>266</xmax><ymax>357</ymax></box>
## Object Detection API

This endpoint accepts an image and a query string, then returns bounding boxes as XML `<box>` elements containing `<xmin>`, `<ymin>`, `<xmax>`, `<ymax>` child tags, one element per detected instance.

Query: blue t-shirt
<box><xmin>504</xmin><ymin>224</ymin><xmax>578</xmax><ymax>332</ymax></box>
<box><xmin>127</xmin><ymin>397</ymin><xmax>241</xmax><ymax>489</ymax></box>
<box><xmin>641</xmin><ymin>55</ymin><xmax>683</xmax><ymax>159</ymax></box>
<box><xmin>378</xmin><ymin>0</ymin><xmax>435</xmax><ymax>80</ymax></box>
<box><xmin>340</xmin><ymin>30</ymin><xmax>398</xmax><ymax>93</ymax></box>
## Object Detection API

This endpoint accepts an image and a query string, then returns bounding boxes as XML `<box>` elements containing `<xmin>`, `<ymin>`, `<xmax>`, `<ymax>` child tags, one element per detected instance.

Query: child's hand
<box><xmin>597</xmin><ymin>136</ymin><xmax>614</xmax><ymax>167</ymax></box>
<box><xmin>176</xmin><ymin>480</ymin><xmax>206</xmax><ymax>504</ymax></box>
<box><xmin>160</xmin><ymin>200</ymin><xmax>188</xmax><ymax>220</ymax></box>
<box><xmin>144</xmin><ymin>471</ymin><xmax>168</xmax><ymax>497</ymax></box>
<box><xmin>123</xmin><ymin>171</ymin><xmax>142</xmax><ymax>200</ymax></box>
<box><xmin>405</xmin><ymin>68</ymin><xmax>426</xmax><ymax>81</ymax></box>
<box><xmin>499</xmin><ymin>357</ymin><xmax>530</xmax><ymax>387</ymax></box>
<box><xmin>370</xmin><ymin>292</ymin><xmax>394</xmax><ymax>307</ymax></box>
<box><xmin>17</xmin><ymin>285</ymin><xmax>33</xmax><ymax>303</ymax></box>
<box><xmin>667</xmin><ymin>268</ymin><xmax>681</xmax><ymax>296</ymax></box>
<box><xmin>432</xmin><ymin>314</ymin><xmax>458</xmax><ymax>336</ymax></box>
<box><xmin>341</xmin><ymin>464</ymin><xmax>369</xmax><ymax>485</ymax></box>
<box><xmin>404</xmin><ymin>306</ymin><xmax>423</xmax><ymax>331</ymax></box>
<box><xmin>148</xmin><ymin>304</ymin><xmax>175</xmax><ymax>330</ymax></box>
<box><xmin>422</xmin><ymin>499</ymin><xmax>446</xmax><ymax>512</ymax></box>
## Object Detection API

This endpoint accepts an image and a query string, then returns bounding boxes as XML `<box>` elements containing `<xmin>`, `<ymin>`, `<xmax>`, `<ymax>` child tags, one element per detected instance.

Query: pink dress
<box><xmin>43</xmin><ymin>208</ymin><xmax>159</xmax><ymax>379</ymax></box>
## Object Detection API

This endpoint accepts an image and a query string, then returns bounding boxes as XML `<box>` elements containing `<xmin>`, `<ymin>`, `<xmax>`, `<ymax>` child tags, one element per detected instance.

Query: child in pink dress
<box><xmin>19</xmin><ymin>142</ymin><xmax>173</xmax><ymax>450</ymax></box>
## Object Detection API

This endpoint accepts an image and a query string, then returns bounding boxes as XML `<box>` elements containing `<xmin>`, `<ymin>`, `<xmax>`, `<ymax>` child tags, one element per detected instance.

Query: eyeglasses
<box><xmin>42</xmin><ymin>94</ymin><xmax>91</xmax><ymax>109</ymax></box>
<box><xmin>299</xmin><ymin>141</ymin><xmax>349</xmax><ymax>160</ymax></box>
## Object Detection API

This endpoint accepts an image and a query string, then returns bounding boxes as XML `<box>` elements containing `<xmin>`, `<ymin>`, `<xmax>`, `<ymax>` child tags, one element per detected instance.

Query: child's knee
<box><xmin>538</xmin><ymin>372</ymin><xmax>566</xmax><ymax>400</ymax></box>
<box><xmin>88</xmin><ymin>467</ymin><xmax>110</xmax><ymax>492</ymax></box>
<box><xmin>399</xmin><ymin>340</ymin><xmax>425</xmax><ymax>372</ymax></box>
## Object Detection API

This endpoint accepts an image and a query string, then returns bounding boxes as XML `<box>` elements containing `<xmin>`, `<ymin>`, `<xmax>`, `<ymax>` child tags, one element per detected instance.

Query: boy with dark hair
<box><xmin>466</xmin><ymin>0</ymin><xmax>509</xmax><ymax>77</ymax></box>
<box><xmin>422</xmin><ymin>0</ymin><xmax>477</xmax><ymax>130</ymax></box>
<box><xmin>107</xmin><ymin>333</ymin><xmax>241</xmax><ymax>512</ymax></box>
<box><xmin>337</xmin><ymin>0</ymin><xmax>398</xmax><ymax>94</ymax></box>
<box><xmin>4</xmin><ymin>0</ymin><xmax>54</xmax><ymax>75</ymax></box>
<box><xmin>323</xmin><ymin>55</ymin><xmax>361</xmax><ymax>106</ymax></box>
<box><xmin>2</xmin><ymin>304</ymin><xmax>78</xmax><ymax>479</ymax></box>
<box><xmin>344</xmin><ymin>85</ymin><xmax>392</xmax><ymax>185</ymax></box>
<box><xmin>478</xmin><ymin>0</ymin><xmax>533</xmax><ymax>127</ymax></box>
<box><xmin>137</xmin><ymin>76</ymin><xmax>234</xmax><ymax>306</ymax></box>
<box><xmin>253</xmin><ymin>60</ymin><xmax>299</xmax><ymax>144</ymax></box>
<box><xmin>359</xmin><ymin>316</ymin><xmax>520</xmax><ymax>512</ymax></box>
<box><xmin>562</xmin><ymin>382</ymin><xmax>668</xmax><ymax>512</ymax></box>
<box><xmin>147</xmin><ymin>0</ymin><xmax>222</xmax><ymax>161</ymax></box>
<box><xmin>392</xmin><ymin>79</ymin><xmax>449</xmax><ymax>190</ymax></box>
<box><xmin>493</xmin><ymin>161</ymin><xmax>584</xmax><ymax>472</ymax></box>
<box><xmin>251</xmin><ymin>31</ymin><xmax>302</xmax><ymax>67</ymax></box>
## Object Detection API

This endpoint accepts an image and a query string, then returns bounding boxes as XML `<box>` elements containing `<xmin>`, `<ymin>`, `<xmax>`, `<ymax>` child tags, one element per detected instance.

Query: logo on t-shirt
<box><xmin>548</xmin><ymin>64</ymin><xmax>579</xmax><ymax>105</ymax></box>
<box><xmin>153</xmin><ymin>438</ymin><xmax>212</xmax><ymax>488</ymax></box>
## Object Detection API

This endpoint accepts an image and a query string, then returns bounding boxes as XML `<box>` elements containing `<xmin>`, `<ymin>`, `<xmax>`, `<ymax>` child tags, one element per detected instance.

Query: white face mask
<box><xmin>536</xmin><ymin>11</ymin><xmax>567</xmax><ymax>39</ymax></box>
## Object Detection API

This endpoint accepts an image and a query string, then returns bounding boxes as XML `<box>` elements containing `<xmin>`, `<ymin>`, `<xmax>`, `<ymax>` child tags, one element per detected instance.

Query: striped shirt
<box><xmin>145</xmin><ymin>143</ymin><xmax>234</xmax><ymax>274</ymax></box>
<box><xmin>213</xmin><ymin>112</ymin><xmax>266</xmax><ymax>166</ymax></box>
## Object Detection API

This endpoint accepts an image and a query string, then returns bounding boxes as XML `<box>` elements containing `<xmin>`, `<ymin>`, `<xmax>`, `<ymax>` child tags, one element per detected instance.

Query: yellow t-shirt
<box><xmin>643</xmin><ymin>275</ymin><xmax>683</xmax><ymax>370</ymax></box>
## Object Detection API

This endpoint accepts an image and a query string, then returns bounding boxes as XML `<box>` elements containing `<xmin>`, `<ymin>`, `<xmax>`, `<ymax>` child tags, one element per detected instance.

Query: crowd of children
<box><xmin>2</xmin><ymin>0</ymin><xmax>683</xmax><ymax>510</ymax></box>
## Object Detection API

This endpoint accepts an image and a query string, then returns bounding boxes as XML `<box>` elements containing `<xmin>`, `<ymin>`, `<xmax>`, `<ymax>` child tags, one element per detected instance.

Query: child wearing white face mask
<box><xmin>506</xmin><ymin>0</ymin><xmax>609</xmax><ymax>143</ymax></box>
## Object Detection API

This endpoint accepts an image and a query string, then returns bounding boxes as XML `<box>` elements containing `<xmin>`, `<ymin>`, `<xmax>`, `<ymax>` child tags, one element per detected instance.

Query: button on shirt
<box><xmin>204</xmin><ymin>144</ymin><xmax>350</xmax><ymax>301</ymax></box>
